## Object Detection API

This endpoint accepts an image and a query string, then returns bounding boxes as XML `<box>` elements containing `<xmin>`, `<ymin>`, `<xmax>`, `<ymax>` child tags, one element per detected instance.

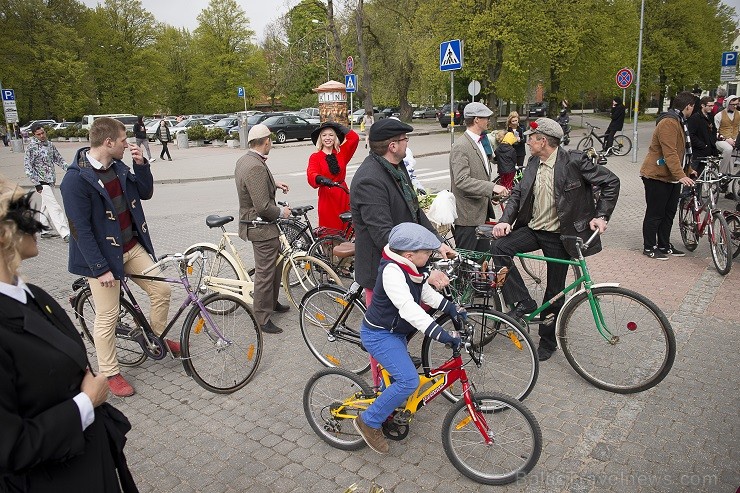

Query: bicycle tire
<box><xmin>282</xmin><ymin>254</ymin><xmax>343</xmax><ymax>308</ymax></box>
<box><xmin>611</xmin><ymin>135</ymin><xmax>632</xmax><ymax>156</ymax></box>
<box><xmin>299</xmin><ymin>285</ymin><xmax>370</xmax><ymax>374</ymax></box>
<box><xmin>75</xmin><ymin>288</ymin><xmax>147</xmax><ymax>367</ymax></box>
<box><xmin>280</xmin><ymin>218</ymin><xmax>313</xmax><ymax>252</ymax></box>
<box><xmin>725</xmin><ymin>213</ymin><xmax>740</xmax><ymax>259</ymax></box>
<box><xmin>678</xmin><ymin>197</ymin><xmax>698</xmax><ymax>251</ymax></box>
<box><xmin>517</xmin><ymin>255</ymin><xmax>582</xmax><ymax>306</ymax></box>
<box><xmin>421</xmin><ymin>307</ymin><xmax>538</xmax><ymax>403</ymax></box>
<box><xmin>307</xmin><ymin>235</ymin><xmax>354</xmax><ymax>280</ymax></box>
<box><xmin>441</xmin><ymin>391</ymin><xmax>542</xmax><ymax>485</ymax></box>
<box><xmin>576</xmin><ymin>136</ymin><xmax>594</xmax><ymax>151</ymax></box>
<box><xmin>557</xmin><ymin>286</ymin><xmax>676</xmax><ymax>393</ymax></box>
<box><xmin>303</xmin><ymin>367</ymin><xmax>371</xmax><ymax>450</ymax></box>
<box><xmin>184</xmin><ymin>244</ymin><xmax>242</xmax><ymax>296</ymax></box>
<box><xmin>181</xmin><ymin>294</ymin><xmax>262</xmax><ymax>393</ymax></box>
<box><xmin>731</xmin><ymin>177</ymin><xmax>740</xmax><ymax>204</ymax></box>
<box><xmin>709</xmin><ymin>211</ymin><xmax>732</xmax><ymax>275</ymax></box>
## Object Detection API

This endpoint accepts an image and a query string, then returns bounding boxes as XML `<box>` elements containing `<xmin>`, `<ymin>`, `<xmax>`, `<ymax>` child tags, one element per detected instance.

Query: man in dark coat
<box><xmin>603</xmin><ymin>97</ymin><xmax>626</xmax><ymax>152</ymax></box>
<box><xmin>687</xmin><ymin>96</ymin><xmax>718</xmax><ymax>174</ymax></box>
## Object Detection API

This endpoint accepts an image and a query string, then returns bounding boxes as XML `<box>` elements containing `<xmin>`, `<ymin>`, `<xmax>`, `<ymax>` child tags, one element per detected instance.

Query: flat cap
<box><xmin>369</xmin><ymin>118</ymin><xmax>413</xmax><ymax>142</ymax></box>
<box><xmin>523</xmin><ymin>117</ymin><xmax>563</xmax><ymax>140</ymax></box>
<box><xmin>311</xmin><ymin>121</ymin><xmax>348</xmax><ymax>146</ymax></box>
<box><xmin>388</xmin><ymin>222</ymin><xmax>441</xmax><ymax>251</ymax></box>
<box><xmin>463</xmin><ymin>102</ymin><xmax>493</xmax><ymax>118</ymax></box>
<box><xmin>247</xmin><ymin>123</ymin><xmax>271</xmax><ymax>142</ymax></box>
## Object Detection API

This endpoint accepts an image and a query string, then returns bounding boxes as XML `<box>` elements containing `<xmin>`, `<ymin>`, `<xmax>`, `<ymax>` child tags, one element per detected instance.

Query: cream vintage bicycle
<box><xmin>184</xmin><ymin>214</ymin><xmax>343</xmax><ymax>309</ymax></box>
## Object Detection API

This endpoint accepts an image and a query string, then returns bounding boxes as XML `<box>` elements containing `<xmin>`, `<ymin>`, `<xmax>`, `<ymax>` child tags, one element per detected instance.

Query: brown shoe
<box><xmin>165</xmin><ymin>339</ymin><xmax>181</xmax><ymax>357</ymax></box>
<box><xmin>107</xmin><ymin>373</ymin><xmax>135</xmax><ymax>397</ymax></box>
<box><xmin>354</xmin><ymin>413</ymin><xmax>389</xmax><ymax>454</ymax></box>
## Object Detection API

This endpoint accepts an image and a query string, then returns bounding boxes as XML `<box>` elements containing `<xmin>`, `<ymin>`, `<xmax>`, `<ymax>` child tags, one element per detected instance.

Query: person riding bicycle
<box><xmin>603</xmin><ymin>97</ymin><xmax>625</xmax><ymax>153</ymax></box>
<box><xmin>354</xmin><ymin>222</ymin><xmax>464</xmax><ymax>454</ymax></box>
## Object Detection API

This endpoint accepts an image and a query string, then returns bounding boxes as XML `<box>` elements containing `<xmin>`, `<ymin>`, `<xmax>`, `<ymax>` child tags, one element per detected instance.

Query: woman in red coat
<box><xmin>307</xmin><ymin>122</ymin><xmax>360</xmax><ymax>231</ymax></box>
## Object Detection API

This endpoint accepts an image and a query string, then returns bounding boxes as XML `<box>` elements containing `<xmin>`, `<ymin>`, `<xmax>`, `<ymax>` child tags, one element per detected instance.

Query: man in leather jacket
<box><xmin>491</xmin><ymin>117</ymin><xmax>620</xmax><ymax>361</ymax></box>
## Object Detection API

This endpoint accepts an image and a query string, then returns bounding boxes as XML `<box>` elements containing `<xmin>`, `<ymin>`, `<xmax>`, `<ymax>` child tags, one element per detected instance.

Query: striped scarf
<box><xmin>671</xmin><ymin>108</ymin><xmax>693</xmax><ymax>168</ymax></box>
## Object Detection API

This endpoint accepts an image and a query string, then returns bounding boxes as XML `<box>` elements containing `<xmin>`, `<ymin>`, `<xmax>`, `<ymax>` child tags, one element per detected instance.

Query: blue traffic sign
<box><xmin>345</xmin><ymin>74</ymin><xmax>357</xmax><ymax>93</ymax></box>
<box><xmin>237</xmin><ymin>86</ymin><xmax>244</xmax><ymax>97</ymax></box>
<box><xmin>722</xmin><ymin>51</ymin><xmax>737</xmax><ymax>67</ymax></box>
<box><xmin>616</xmin><ymin>67</ymin><xmax>634</xmax><ymax>89</ymax></box>
<box><xmin>1</xmin><ymin>89</ymin><xmax>15</xmax><ymax>101</ymax></box>
<box><xmin>440</xmin><ymin>40</ymin><xmax>462</xmax><ymax>71</ymax></box>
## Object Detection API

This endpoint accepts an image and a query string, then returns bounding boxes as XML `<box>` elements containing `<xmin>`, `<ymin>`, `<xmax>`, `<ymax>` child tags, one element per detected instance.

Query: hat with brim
<box><xmin>247</xmin><ymin>123</ymin><xmax>271</xmax><ymax>142</ymax></box>
<box><xmin>388</xmin><ymin>222</ymin><xmax>441</xmax><ymax>251</ymax></box>
<box><xmin>311</xmin><ymin>121</ymin><xmax>347</xmax><ymax>146</ymax></box>
<box><xmin>523</xmin><ymin>117</ymin><xmax>564</xmax><ymax>140</ymax></box>
<box><xmin>369</xmin><ymin>118</ymin><xmax>414</xmax><ymax>142</ymax></box>
<box><xmin>463</xmin><ymin>102</ymin><xmax>494</xmax><ymax>118</ymax></box>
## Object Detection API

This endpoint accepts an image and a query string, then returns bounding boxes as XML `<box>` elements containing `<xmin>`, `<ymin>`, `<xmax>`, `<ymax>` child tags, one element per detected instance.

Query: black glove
<box><xmin>35</xmin><ymin>185</ymin><xmax>43</xmax><ymax>193</ymax></box>
<box><xmin>315</xmin><ymin>176</ymin><xmax>332</xmax><ymax>186</ymax></box>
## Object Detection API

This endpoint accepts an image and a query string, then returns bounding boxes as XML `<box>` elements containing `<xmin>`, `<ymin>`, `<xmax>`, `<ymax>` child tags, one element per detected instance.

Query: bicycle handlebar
<box><xmin>142</xmin><ymin>250</ymin><xmax>202</xmax><ymax>275</ymax></box>
<box><xmin>559</xmin><ymin>229</ymin><xmax>600</xmax><ymax>252</ymax></box>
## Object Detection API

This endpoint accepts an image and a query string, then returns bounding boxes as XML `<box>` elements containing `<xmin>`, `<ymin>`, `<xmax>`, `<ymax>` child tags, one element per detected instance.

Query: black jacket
<box><xmin>494</xmin><ymin>143</ymin><xmax>517</xmax><ymax>174</ymax></box>
<box><xmin>687</xmin><ymin>111</ymin><xmax>718</xmax><ymax>161</ymax></box>
<box><xmin>607</xmin><ymin>104</ymin><xmax>626</xmax><ymax>133</ymax></box>
<box><xmin>500</xmin><ymin>148</ymin><xmax>620</xmax><ymax>258</ymax></box>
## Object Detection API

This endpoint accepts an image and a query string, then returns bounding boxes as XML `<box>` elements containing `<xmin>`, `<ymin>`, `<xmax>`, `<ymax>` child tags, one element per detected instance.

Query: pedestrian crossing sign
<box><xmin>345</xmin><ymin>74</ymin><xmax>357</xmax><ymax>93</ymax></box>
<box><xmin>440</xmin><ymin>39</ymin><xmax>462</xmax><ymax>71</ymax></box>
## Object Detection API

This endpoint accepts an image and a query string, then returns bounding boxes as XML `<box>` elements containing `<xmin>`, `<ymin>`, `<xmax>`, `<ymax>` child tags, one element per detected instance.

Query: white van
<box><xmin>82</xmin><ymin>114</ymin><xmax>138</xmax><ymax>131</ymax></box>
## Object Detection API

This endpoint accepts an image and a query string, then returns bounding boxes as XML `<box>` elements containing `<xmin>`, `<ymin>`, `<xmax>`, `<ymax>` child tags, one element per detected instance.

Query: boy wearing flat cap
<box><xmin>354</xmin><ymin>223</ymin><xmax>464</xmax><ymax>454</ymax></box>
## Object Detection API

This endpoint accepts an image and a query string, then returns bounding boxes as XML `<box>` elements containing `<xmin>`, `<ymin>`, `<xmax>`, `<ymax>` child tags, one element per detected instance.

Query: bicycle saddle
<box><xmin>339</xmin><ymin>211</ymin><xmax>352</xmax><ymax>223</ymax></box>
<box><xmin>205</xmin><ymin>215</ymin><xmax>234</xmax><ymax>228</ymax></box>
<box><xmin>291</xmin><ymin>205</ymin><xmax>315</xmax><ymax>216</ymax></box>
<box><xmin>333</xmin><ymin>242</ymin><xmax>355</xmax><ymax>258</ymax></box>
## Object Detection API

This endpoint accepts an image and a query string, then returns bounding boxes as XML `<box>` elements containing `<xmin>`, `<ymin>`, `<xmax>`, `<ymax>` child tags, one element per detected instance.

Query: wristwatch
<box><xmin>597</xmin><ymin>215</ymin><xmax>608</xmax><ymax>222</ymax></box>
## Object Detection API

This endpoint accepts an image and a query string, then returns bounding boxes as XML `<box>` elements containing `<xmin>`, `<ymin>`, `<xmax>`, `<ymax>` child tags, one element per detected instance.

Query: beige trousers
<box><xmin>88</xmin><ymin>242</ymin><xmax>171</xmax><ymax>376</ymax></box>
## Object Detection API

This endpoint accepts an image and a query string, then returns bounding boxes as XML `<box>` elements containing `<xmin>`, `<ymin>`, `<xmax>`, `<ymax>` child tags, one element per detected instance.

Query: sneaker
<box><xmin>149</xmin><ymin>157</ymin><xmax>156</xmax><ymax>162</ymax></box>
<box><xmin>261</xmin><ymin>320</ymin><xmax>283</xmax><ymax>334</ymax></box>
<box><xmin>62</xmin><ymin>235</ymin><xmax>70</xmax><ymax>243</ymax></box>
<box><xmin>537</xmin><ymin>345</ymin><xmax>556</xmax><ymax>361</ymax></box>
<box><xmin>658</xmin><ymin>244</ymin><xmax>685</xmax><ymax>257</ymax></box>
<box><xmin>273</xmin><ymin>302</ymin><xmax>290</xmax><ymax>313</ymax></box>
<box><xmin>168</xmin><ymin>158</ymin><xmax>172</xmax><ymax>161</ymax></box>
<box><xmin>507</xmin><ymin>298</ymin><xmax>538</xmax><ymax>320</ymax></box>
<box><xmin>40</xmin><ymin>231</ymin><xmax>59</xmax><ymax>238</ymax></box>
<box><xmin>643</xmin><ymin>248</ymin><xmax>668</xmax><ymax>260</ymax></box>
<box><xmin>107</xmin><ymin>373</ymin><xmax>135</xmax><ymax>397</ymax></box>
<box><xmin>165</xmin><ymin>339</ymin><xmax>181</xmax><ymax>357</ymax></box>
<box><xmin>353</xmin><ymin>413</ymin><xmax>389</xmax><ymax>454</ymax></box>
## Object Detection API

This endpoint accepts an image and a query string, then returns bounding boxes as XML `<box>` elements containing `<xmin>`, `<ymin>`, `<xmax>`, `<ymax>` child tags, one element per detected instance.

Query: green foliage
<box><xmin>205</xmin><ymin>126</ymin><xmax>227</xmax><ymax>141</ymax></box>
<box><xmin>186</xmin><ymin>124</ymin><xmax>207</xmax><ymax>141</ymax></box>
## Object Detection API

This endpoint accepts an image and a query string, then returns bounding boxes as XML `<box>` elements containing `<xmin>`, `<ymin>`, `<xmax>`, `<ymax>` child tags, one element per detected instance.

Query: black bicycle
<box><xmin>576</xmin><ymin>122</ymin><xmax>632</xmax><ymax>156</ymax></box>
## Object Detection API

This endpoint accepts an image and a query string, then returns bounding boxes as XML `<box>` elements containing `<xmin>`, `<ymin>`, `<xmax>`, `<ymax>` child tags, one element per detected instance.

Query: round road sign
<box><xmin>346</xmin><ymin>56</ymin><xmax>354</xmax><ymax>74</ymax></box>
<box><xmin>616</xmin><ymin>67</ymin><xmax>634</xmax><ymax>89</ymax></box>
<box><xmin>468</xmin><ymin>80</ymin><xmax>481</xmax><ymax>97</ymax></box>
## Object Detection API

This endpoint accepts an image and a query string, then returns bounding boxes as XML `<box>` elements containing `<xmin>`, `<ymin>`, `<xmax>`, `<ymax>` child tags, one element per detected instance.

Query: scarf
<box><xmin>326</xmin><ymin>153</ymin><xmax>340</xmax><ymax>175</ymax></box>
<box><xmin>374</xmin><ymin>153</ymin><xmax>419</xmax><ymax>219</ymax></box>
<box><xmin>480</xmin><ymin>130</ymin><xmax>493</xmax><ymax>157</ymax></box>
<box><xmin>672</xmin><ymin>108</ymin><xmax>693</xmax><ymax>167</ymax></box>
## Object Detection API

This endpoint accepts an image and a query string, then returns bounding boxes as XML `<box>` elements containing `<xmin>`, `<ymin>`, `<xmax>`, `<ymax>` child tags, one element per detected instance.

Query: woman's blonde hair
<box><xmin>0</xmin><ymin>177</ymin><xmax>29</xmax><ymax>276</ymax></box>
<box><xmin>506</xmin><ymin>111</ymin><xmax>520</xmax><ymax>130</ymax></box>
<box><xmin>315</xmin><ymin>128</ymin><xmax>341</xmax><ymax>152</ymax></box>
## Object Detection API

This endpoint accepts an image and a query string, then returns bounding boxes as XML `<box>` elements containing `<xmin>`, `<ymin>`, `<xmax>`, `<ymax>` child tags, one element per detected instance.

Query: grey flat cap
<box><xmin>388</xmin><ymin>222</ymin><xmax>441</xmax><ymax>251</ymax></box>
<box><xmin>463</xmin><ymin>102</ymin><xmax>493</xmax><ymax>118</ymax></box>
<box><xmin>523</xmin><ymin>117</ymin><xmax>564</xmax><ymax>140</ymax></box>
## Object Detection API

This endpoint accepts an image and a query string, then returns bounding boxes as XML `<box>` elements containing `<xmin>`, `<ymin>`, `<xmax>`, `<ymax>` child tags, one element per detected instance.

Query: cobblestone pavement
<box><xmin>3</xmin><ymin>119</ymin><xmax>738</xmax><ymax>492</ymax></box>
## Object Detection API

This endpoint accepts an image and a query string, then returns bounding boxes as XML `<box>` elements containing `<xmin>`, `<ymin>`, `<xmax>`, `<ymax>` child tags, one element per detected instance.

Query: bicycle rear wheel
<box><xmin>75</xmin><ymin>288</ymin><xmax>147</xmax><ymax>367</ymax></box>
<box><xmin>558</xmin><ymin>286</ymin><xmax>676</xmax><ymax>393</ymax></box>
<box><xmin>308</xmin><ymin>235</ymin><xmax>354</xmax><ymax>280</ymax></box>
<box><xmin>183</xmin><ymin>244</ymin><xmax>243</xmax><ymax>314</ymax></box>
<box><xmin>576</xmin><ymin>136</ymin><xmax>594</xmax><ymax>151</ymax></box>
<box><xmin>182</xmin><ymin>294</ymin><xmax>262</xmax><ymax>393</ymax></box>
<box><xmin>442</xmin><ymin>391</ymin><xmax>542</xmax><ymax>485</ymax></box>
<box><xmin>725</xmin><ymin>213</ymin><xmax>740</xmax><ymax>258</ymax></box>
<box><xmin>709</xmin><ymin>211</ymin><xmax>732</xmax><ymax>275</ymax></box>
<box><xmin>303</xmin><ymin>367</ymin><xmax>371</xmax><ymax>450</ymax></box>
<box><xmin>678</xmin><ymin>197</ymin><xmax>698</xmax><ymax>251</ymax></box>
<box><xmin>422</xmin><ymin>307</ymin><xmax>538</xmax><ymax>403</ymax></box>
<box><xmin>300</xmin><ymin>285</ymin><xmax>370</xmax><ymax>373</ymax></box>
<box><xmin>282</xmin><ymin>254</ymin><xmax>343</xmax><ymax>308</ymax></box>
<box><xmin>611</xmin><ymin>135</ymin><xmax>632</xmax><ymax>156</ymax></box>
<box><xmin>280</xmin><ymin>218</ymin><xmax>313</xmax><ymax>252</ymax></box>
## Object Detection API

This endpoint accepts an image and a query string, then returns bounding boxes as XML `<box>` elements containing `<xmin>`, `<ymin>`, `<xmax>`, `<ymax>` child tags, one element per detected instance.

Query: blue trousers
<box><xmin>359</xmin><ymin>323</ymin><xmax>420</xmax><ymax>429</ymax></box>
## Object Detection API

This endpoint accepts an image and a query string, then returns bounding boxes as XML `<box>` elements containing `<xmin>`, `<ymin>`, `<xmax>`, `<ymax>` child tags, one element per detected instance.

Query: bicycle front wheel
<box><xmin>576</xmin><ymin>136</ymin><xmax>594</xmax><ymax>151</ymax></box>
<box><xmin>709</xmin><ymin>211</ymin><xmax>732</xmax><ymax>275</ymax></box>
<box><xmin>422</xmin><ymin>307</ymin><xmax>538</xmax><ymax>403</ymax></box>
<box><xmin>303</xmin><ymin>367</ymin><xmax>371</xmax><ymax>450</ymax></box>
<box><xmin>725</xmin><ymin>213</ymin><xmax>740</xmax><ymax>258</ymax></box>
<box><xmin>517</xmin><ymin>255</ymin><xmax>581</xmax><ymax>306</ymax></box>
<box><xmin>182</xmin><ymin>294</ymin><xmax>262</xmax><ymax>393</ymax></box>
<box><xmin>442</xmin><ymin>391</ymin><xmax>542</xmax><ymax>485</ymax></box>
<box><xmin>678</xmin><ymin>197</ymin><xmax>698</xmax><ymax>251</ymax></box>
<box><xmin>282</xmin><ymin>254</ymin><xmax>343</xmax><ymax>308</ymax></box>
<box><xmin>300</xmin><ymin>285</ymin><xmax>370</xmax><ymax>373</ymax></box>
<box><xmin>75</xmin><ymin>288</ymin><xmax>147</xmax><ymax>367</ymax></box>
<box><xmin>558</xmin><ymin>286</ymin><xmax>676</xmax><ymax>393</ymax></box>
<box><xmin>184</xmin><ymin>244</ymin><xmax>242</xmax><ymax>299</ymax></box>
<box><xmin>611</xmin><ymin>135</ymin><xmax>632</xmax><ymax>156</ymax></box>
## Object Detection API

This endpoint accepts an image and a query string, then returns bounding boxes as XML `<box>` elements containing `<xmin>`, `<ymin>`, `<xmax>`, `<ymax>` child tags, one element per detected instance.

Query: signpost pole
<box><xmin>243</xmin><ymin>95</ymin><xmax>247</xmax><ymax>112</ymax></box>
<box><xmin>450</xmin><ymin>72</ymin><xmax>455</xmax><ymax>146</ymax></box>
<box><xmin>631</xmin><ymin>0</ymin><xmax>645</xmax><ymax>163</ymax></box>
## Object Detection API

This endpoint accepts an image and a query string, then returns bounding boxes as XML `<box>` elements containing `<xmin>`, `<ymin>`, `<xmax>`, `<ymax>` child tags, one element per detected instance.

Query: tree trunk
<box><xmin>548</xmin><ymin>62</ymin><xmax>561</xmax><ymax>119</ymax></box>
<box><xmin>398</xmin><ymin>54</ymin><xmax>413</xmax><ymax>121</ymax></box>
<box><xmin>658</xmin><ymin>68</ymin><xmax>667</xmax><ymax>113</ymax></box>
<box><xmin>485</xmin><ymin>39</ymin><xmax>504</xmax><ymax>117</ymax></box>
<box><xmin>355</xmin><ymin>0</ymin><xmax>373</xmax><ymax>110</ymax></box>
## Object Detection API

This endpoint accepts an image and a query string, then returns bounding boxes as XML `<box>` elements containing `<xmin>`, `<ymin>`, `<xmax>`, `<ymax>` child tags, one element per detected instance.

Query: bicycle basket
<box><xmin>457</xmin><ymin>259</ymin><xmax>508</xmax><ymax>293</ymax></box>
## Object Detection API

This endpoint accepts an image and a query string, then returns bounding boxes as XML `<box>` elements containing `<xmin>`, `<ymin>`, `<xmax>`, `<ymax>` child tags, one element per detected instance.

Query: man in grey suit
<box><xmin>235</xmin><ymin>124</ymin><xmax>292</xmax><ymax>334</ymax></box>
<box><xmin>450</xmin><ymin>102</ymin><xmax>509</xmax><ymax>251</ymax></box>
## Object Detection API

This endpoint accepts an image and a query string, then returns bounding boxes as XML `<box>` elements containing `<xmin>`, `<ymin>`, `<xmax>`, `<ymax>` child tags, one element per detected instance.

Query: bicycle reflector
<box><xmin>508</xmin><ymin>330</ymin><xmax>523</xmax><ymax>350</ymax></box>
<box><xmin>247</xmin><ymin>344</ymin><xmax>255</xmax><ymax>360</ymax></box>
<box><xmin>627</xmin><ymin>321</ymin><xmax>637</xmax><ymax>331</ymax></box>
<box><xmin>455</xmin><ymin>416</ymin><xmax>473</xmax><ymax>430</ymax></box>
<box><xmin>194</xmin><ymin>318</ymin><xmax>205</xmax><ymax>334</ymax></box>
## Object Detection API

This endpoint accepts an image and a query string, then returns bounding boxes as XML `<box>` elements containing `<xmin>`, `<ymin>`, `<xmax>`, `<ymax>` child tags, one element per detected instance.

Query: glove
<box><xmin>442</xmin><ymin>300</ymin><xmax>465</xmax><ymax>320</ymax></box>
<box><xmin>315</xmin><ymin>176</ymin><xmax>332</xmax><ymax>186</ymax></box>
<box><xmin>458</xmin><ymin>307</ymin><xmax>468</xmax><ymax>322</ymax></box>
<box><xmin>428</xmin><ymin>323</ymin><xmax>461</xmax><ymax>348</ymax></box>
<box><xmin>35</xmin><ymin>184</ymin><xmax>43</xmax><ymax>193</ymax></box>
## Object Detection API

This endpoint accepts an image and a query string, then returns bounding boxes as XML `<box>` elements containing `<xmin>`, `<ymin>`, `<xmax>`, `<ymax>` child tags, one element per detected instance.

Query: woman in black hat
<box><xmin>307</xmin><ymin>122</ymin><xmax>359</xmax><ymax>231</ymax></box>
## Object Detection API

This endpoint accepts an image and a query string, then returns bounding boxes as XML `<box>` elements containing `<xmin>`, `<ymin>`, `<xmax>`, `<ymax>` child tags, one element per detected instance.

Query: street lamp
<box><xmin>311</xmin><ymin>19</ymin><xmax>330</xmax><ymax>81</ymax></box>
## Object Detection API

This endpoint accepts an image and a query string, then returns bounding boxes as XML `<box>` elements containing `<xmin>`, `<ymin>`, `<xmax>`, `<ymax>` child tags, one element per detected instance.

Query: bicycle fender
<box><xmin>555</xmin><ymin>283</ymin><xmax>620</xmax><ymax>337</ymax></box>
<box><xmin>185</xmin><ymin>242</ymin><xmax>244</xmax><ymax>280</ymax></box>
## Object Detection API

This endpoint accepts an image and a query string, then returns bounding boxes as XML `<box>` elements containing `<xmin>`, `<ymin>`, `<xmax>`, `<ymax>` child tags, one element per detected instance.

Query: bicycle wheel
<box><xmin>282</xmin><ymin>254</ymin><xmax>343</xmax><ymax>308</ymax></box>
<box><xmin>678</xmin><ymin>197</ymin><xmax>698</xmax><ymax>251</ymax></box>
<box><xmin>303</xmin><ymin>367</ymin><xmax>371</xmax><ymax>450</ymax></box>
<box><xmin>308</xmin><ymin>235</ymin><xmax>354</xmax><ymax>280</ymax></box>
<box><xmin>516</xmin><ymin>255</ymin><xmax>582</xmax><ymax>306</ymax></box>
<box><xmin>182</xmin><ymin>294</ymin><xmax>262</xmax><ymax>393</ymax></box>
<box><xmin>709</xmin><ymin>211</ymin><xmax>732</xmax><ymax>275</ymax></box>
<box><xmin>558</xmin><ymin>286</ymin><xmax>676</xmax><ymax>393</ymax></box>
<box><xmin>576</xmin><ymin>136</ymin><xmax>594</xmax><ymax>151</ymax></box>
<box><xmin>75</xmin><ymin>288</ymin><xmax>147</xmax><ymax>367</ymax></box>
<box><xmin>422</xmin><ymin>307</ymin><xmax>538</xmax><ymax>403</ymax></box>
<box><xmin>280</xmin><ymin>218</ymin><xmax>313</xmax><ymax>252</ymax></box>
<box><xmin>442</xmin><ymin>391</ymin><xmax>542</xmax><ymax>485</ymax></box>
<box><xmin>300</xmin><ymin>285</ymin><xmax>370</xmax><ymax>374</ymax></box>
<box><xmin>184</xmin><ymin>243</ymin><xmax>242</xmax><ymax>295</ymax></box>
<box><xmin>725</xmin><ymin>213</ymin><xmax>740</xmax><ymax>259</ymax></box>
<box><xmin>611</xmin><ymin>135</ymin><xmax>632</xmax><ymax>156</ymax></box>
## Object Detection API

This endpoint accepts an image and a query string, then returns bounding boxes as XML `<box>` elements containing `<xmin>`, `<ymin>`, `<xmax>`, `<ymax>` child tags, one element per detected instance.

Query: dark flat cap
<box><xmin>311</xmin><ymin>121</ymin><xmax>349</xmax><ymax>146</ymax></box>
<box><xmin>369</xmin><ymin>118</ymin><xmax>413</xmax><ymax>142</ymax></box>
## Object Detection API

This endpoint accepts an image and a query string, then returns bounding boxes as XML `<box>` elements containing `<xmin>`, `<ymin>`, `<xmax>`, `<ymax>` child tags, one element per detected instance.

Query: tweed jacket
<box><xmin>236</xmin><ymin>150</ymin><xmax>282</xmax><ymax>242</ymax></box>
<box><xmin>500</xmin><ymin>148</ymin><xmax>620</xmax><ymax>258</ymax></box>
<box><xmin>450</xmin><ymin>132</ymin><xmax>497</xmax><ymax>227</ymax></box>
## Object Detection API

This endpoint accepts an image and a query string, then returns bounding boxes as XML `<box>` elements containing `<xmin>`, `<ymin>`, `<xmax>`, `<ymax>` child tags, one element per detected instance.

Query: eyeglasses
<box><xmin>391</xmin><ymin>136</ymin><xmax>410</xmax><ymax>143</ymax></box>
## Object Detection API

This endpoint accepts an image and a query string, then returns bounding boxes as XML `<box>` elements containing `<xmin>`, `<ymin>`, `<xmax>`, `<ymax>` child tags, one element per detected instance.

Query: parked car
<box><xmin>437</xmin><ymin>102</ymin><xmax>467</xmax><ymax>128</ymax></box>
<box><xmin>146</xmin><ymin>118</ymin><xmax>178</xmax><ymax>141</ymax></box>
<box><xmin>51</xmin><ymin>121</ymin><xmax>80</xmax><ymax>130</ymax></box>
<box><xmin>349</xmin><ymin>108</ymin><xmax>383</xmax><ymax>124</ymax></box>
<box><xmin>300</xmin><ymin>107</ymin><xmax>320</xmax><ymax>118</ymax></box>
<box><xmin>213</xmin><ymin>117</ymin><xmax>239</xmax><ymax>131</ymax></box>
<box><xmin>261</xmin><ymin>114</ymin><xmax>318</xmax><ymax>144</ymax></box>
<box><xmin>228</xmin><ymin>112</ymin><xmax>283</xmax><ymax>137</ymax></box>
<box><xmin>170</xmin><ymin>117</ymin><xmax>215</xmax><ymax>137</ymax></box>
<box><xmin>206</xmin><ymin>114</ymin><xmax>229</xmax><ymax>122</ymax></box>
<box><xmin>288</xmin><ymin>111</ymin><xmax>320</xmax><ymax>125</ymax></box>
<box><xmin>527</xmin><ymin>102</ymin><xmax>548</xmax><ymax>118</ymax></box>
<box><xmin>412</xmin><ymin>107</ymin><xmax>437</xmax><ymax>119</ymax></box>
<box><xmin>20</xmin><ymin>119</ymin><xmax>57</xmax><ymax>133</ymax></box>
<box><xmin>379</xmin><ymin>107</ymin><xmax>400</xmax><ymax>118</ymax></box>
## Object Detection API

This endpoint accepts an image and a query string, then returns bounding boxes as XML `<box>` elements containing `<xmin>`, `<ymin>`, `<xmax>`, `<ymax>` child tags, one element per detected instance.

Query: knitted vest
<box><xmin>363</xmin><ymin>257</ymin><xmax>424</xmax><ymax>335</ymax></box>
<box><xmin>94</xmin><ymin>167</ymin><xmax>137</xmax><ymax>252</ymax></box>
<box><xmin>718</xmin><ymin>111</ymin><xmax>740</xmax><ymax>140</ymax></box>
